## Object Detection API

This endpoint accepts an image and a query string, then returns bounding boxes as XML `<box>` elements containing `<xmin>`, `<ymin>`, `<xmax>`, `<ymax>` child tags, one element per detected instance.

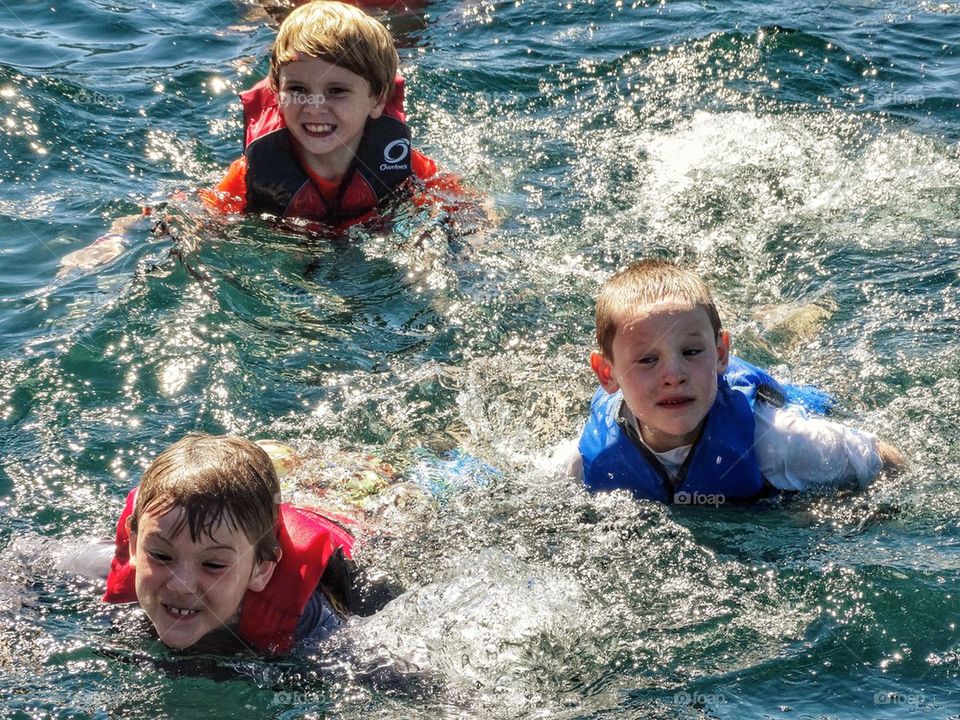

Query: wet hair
<box><xmin>595</xmin><ymin>259</ymin><xmax>723</xmax><ymax>360</ymax></box>
<box><xmin>130</xmin><ymin>434</ymin><xmax>281</xmax><ymax>564</ymax></box>
<box><xmin>268</xmin><ymin>0</ymin><xmax>398</xmax><ymax>101</ymax></box>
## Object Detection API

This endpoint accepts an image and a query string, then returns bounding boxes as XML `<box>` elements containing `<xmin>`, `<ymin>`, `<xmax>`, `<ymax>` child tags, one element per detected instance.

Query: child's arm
<box><xmin>57</xmin><ymin>157</ymin><xmax>247</xmax><ymax>278</ymax></box>
<box><xmin>410</xmin><ymin>150</ymin><xmax>494</xmax><ymax>224</ymax></box>
<box><xmin>753</xmin><ymin>403</ymin><xmax>903</xmax><ymax>491</ymax></box>
<box><xmin>56</xmin><ymin>538</ymin><xmax>115</xmax><ymax>580</ymax></box>
<box><xmin>56</xmin><ymin>213</ymin><xmax>147</xmax><ymax>278</ymax></box>
<box><xmin>198</xmin><ymin>156</ymin><xmax>248</xmax><ymax>215</ymax></box>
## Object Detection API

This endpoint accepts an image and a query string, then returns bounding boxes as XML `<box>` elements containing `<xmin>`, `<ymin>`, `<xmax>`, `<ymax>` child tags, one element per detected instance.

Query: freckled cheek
<box><xmin>702</xmin><ymin>384</ymin><xmax>719</xmax><ymax>406</ymax></box>
<box><xmin>624</xmin><ymin>372</ymin><xmax>656</xmax><ymax>399</ymax></box>
<box><xmin>617</xmin><ymin>363</ymin><xmax>644</xmax><ymax>384</ymax></box>
<box><xmin>137</xmin><ymin>559</ymin><xmax>176</xmax><ymax>591</ymax></box>
<box><xmin>137</xmin><ymin>569</ymin><xmax>160</xmax><ymax>594</ymax></box>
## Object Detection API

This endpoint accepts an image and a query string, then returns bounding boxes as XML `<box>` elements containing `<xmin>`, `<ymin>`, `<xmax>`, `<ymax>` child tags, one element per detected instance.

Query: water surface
<box><xmin>1</xmin><ymin>0</ymin><xmax>959</xmax><ymax>717</ymax></box>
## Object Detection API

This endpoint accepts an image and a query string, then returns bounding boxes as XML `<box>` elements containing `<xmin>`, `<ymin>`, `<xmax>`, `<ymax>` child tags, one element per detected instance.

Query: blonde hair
<box><xmin>595</xmin><ymin>259</ymin><xmax>722</xmax><ymax>360</ymax></box>
<box><xmin>269</xmin><ymin>0</ymin><xmax>397</xmax><ymax>101</ymax></box>
<box><xmin>130</xmin><ymin>434</ymin><xmax>281</xmax><ymax>564</ymax></box>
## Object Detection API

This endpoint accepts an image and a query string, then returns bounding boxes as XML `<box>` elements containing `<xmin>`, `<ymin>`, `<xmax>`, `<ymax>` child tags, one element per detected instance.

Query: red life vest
<box><xmin>103</xmin><ymin>488</ymin><xmax>355</xmax><ymax>655</ymax></box>
<box><xmin>240</xmin><ymin>76</ymin><xmax>413</xmax><ymax>225</ymax></box>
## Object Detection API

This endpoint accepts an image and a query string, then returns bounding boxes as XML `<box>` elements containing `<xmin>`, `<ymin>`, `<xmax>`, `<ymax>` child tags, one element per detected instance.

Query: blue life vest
<box><xmin>725</xmin><ymin>355</ymin><xmax>834</xmax><ymax>414</ymax></box>
<box><xmin>578</xmin><ymin>356</ymin><xmax>810</xmax><ymax>504</ymax></box>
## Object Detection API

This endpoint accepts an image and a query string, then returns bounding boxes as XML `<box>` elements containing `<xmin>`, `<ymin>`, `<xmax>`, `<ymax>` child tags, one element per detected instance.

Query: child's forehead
<box><xmin>280</xmin><ymin>53</ymin><xmax>366</xmax><ymax>82</ymax></box>
<box><xmin>615</xmin><ymin>299</ymin><xmax>714</xmax><ymax>334</ymax></box>
<box><xmin>139</xmin><ymin>502</ymin><xmax>249</xmax><ymax>546</ymax></box>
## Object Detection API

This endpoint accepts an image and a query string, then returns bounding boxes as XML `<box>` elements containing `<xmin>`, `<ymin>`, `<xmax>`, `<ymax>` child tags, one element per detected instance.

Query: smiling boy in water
<box><xmin>199</xmin><ymin>0</ymin><xmax>468</xmax><ymax>230</ymax></box>
<box><xmin>574</xmin><ymin>259</ymin><xmax>903</xmax><ymax>503</ymax></box>
<box><xmin>93</xmin><ymin>434</ymin><xmax>386</xmax><ymax>654</ymax></box>
<box><xmin>58</xmin><ymin>1</ymin><xmax>472</xmax><ymax>275</ymax></box>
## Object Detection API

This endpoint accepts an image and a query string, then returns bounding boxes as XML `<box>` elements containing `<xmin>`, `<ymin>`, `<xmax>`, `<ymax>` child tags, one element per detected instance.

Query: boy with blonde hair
<box><xmin>59</xmin><ymin>1</ymin><xmax>469</xmax><ymax>274</ymax></box>
<box><xmin>576</xmin><ymin>259</ymin><xmax>902</xmax><ymax>504</ymax></box>
<box><xmin>201</xmin><ymin>0</ymin><xmax>466</xmax><ymax>229</ymax></box>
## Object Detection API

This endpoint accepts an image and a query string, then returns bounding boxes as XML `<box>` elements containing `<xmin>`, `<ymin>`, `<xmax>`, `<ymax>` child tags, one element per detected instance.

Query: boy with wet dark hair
<box><xmin>575</xmin><ymin>259</ymin><xmax>903</xmax><ymax>503</ymax></box>
<box><xmin>96</xmin><ymin>433</ymin><xmax>381</xmax><ymax>654</ymax></box>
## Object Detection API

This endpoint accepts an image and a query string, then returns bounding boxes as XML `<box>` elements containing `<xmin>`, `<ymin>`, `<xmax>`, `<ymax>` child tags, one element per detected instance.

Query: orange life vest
<box><xmin>240</xmin><ymin>77</ymin><xmax>413</xmax><ymax>225</ymax></box>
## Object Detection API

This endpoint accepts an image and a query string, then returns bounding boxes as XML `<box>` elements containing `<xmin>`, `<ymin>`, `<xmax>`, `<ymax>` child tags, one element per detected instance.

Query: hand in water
<box><xmin>56</xmin><ymin>213</ymin><xmax>144</xmax><ymax>278</ymax></box>
<box><xmin>877</xmin><ymin>440</ymin><xmax>906</xmax><ymax>470</ymax></box>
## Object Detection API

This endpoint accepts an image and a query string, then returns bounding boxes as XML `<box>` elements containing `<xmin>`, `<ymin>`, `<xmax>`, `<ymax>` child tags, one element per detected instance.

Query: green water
<box><xmin>1</xmin><ymin>0</ymin><xmax>960</xmax><ymax>717</ymax></box>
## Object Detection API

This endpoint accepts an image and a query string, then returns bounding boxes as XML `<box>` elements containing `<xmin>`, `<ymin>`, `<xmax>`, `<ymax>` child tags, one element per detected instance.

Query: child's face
<box><xmin>128</xmin><ymin>505</ymin><xmax>277</xmax><ymax>649</ymax></box>
<box><xmin>591</xmin><ymin>301</ymin><xmax>729</xmax><ymax>453</ymax></box>
<box><xmin>277</xmin><ymin>53</ymin><xmax>386</xmax><ymax>178</ymax></box>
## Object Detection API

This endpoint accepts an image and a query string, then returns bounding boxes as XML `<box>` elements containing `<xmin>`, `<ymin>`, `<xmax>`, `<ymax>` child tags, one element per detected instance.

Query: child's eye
<box><xmin>147</xmin><ymin>550</ymin><xmax>171</xmax><ymax>563</ymax></box>
<box><xmin>327</xmin><ymin>87</ymin><xmax>348</xmax><ymax>96</ymax></box>
<box><xmin>683</xmin><ymin>348</ymin><xmax>703</xmax><ymax>357</ymax></box>
<box><xmin>203</xmin><ymin>562</ymin><xmax>228</xmax><ymax>571</ymax></box>
<box><xmin>636</xmin><ymin>356</ymin><xmax>657</xmax><ymax>365</ymax></box>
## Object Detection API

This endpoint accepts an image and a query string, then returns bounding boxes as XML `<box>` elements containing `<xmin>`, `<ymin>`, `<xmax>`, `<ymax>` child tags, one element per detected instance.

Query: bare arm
<box><xmin>57</xmin><ymin>213</ymin><xmax>145</xmax><ymax>278</ymax></box>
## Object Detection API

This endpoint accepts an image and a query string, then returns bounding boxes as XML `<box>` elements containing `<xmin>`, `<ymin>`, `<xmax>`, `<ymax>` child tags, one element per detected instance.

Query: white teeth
<box><xmin>304</xmin><ymin>123</ymin><xmax>333</xmax><ymax>133</ymax></box>
<box><xmin>167</xmin><ymin>605</ymin><xmax>199</xmax><ymax>616</ymax></box>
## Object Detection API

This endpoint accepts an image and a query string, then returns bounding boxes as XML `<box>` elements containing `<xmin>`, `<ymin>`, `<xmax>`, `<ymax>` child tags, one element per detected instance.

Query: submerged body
<box><xmin>577</xmin><ymin>260</ymin><xmax>902</xmax><ymax>504</ymax></box>
<box><xmin>577</xmin><ymin>358</ymin><xmax>883</xmax><ymax>503</ymax></box>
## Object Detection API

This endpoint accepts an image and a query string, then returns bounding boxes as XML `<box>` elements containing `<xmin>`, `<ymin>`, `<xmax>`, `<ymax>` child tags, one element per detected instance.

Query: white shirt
<box><xmin>563</xmin><ymin>400</ymin><xmax>883</xmax><ymax>491</ymax></box>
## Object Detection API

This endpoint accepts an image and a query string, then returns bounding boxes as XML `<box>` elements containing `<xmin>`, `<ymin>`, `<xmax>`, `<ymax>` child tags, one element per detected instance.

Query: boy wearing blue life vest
<box><xmin>575</xmin><ymin>260</ymin><xmax>903</xmax><ymax>503</ymax></box>
<box><xmin>81</xmin><ymin>434</ymin><xmax>388</xmax><ymax>654</ymax></box>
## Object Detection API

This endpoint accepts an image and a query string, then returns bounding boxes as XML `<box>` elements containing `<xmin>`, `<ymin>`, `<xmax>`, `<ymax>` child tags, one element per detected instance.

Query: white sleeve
<box><xmin>56</xmin><ymin>538</ymin><xmax>116</xmax><ymax>580</ymax></box>
<box><xmin>753</xmin><ymin>403</ymin><xmax>884</xmax><ymax>491</ymax></box>
<box><xmin>537</xmin><ymin>437</ymin><xmax>584</xmax><ymax>482</ymax></box>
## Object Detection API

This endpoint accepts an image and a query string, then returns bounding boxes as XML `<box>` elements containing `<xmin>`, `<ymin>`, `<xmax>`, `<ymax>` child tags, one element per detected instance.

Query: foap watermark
<box><xmin>674</xmin><ymin>491</ymin><xmax>725</xmax><ymax>507</ymax></box>
<box><xmin>279</xmin><ymin>91</ymin><xmax>328</xmax><ymax>108</ymax></box>
<box><xmin>875</xmin><ymin>90</ymin><xmax>924</xmax><ymax>107</ymax></box>
<box><xmin>74</xmin><ymin>89</ymin><xmax>125</xmax><ymax>109</ymax></box>
<box><xmin>874</xmin><ymin>691</ymin><xmax>926</xmax><ymax>708</ymax></box>
<box><xmin>674</xmin><ymin>691</ymin><xmax>727</xmax><ymax>707</ymax></box>
<box><xmin>275</xmin><ymin>288</ymin><xmax>316</xmax><ymax>308</ymax></box>
<box><xmin>272</xmin><ymin>690</ymin><xmax>322</xmax><ymax>706</ymax></box>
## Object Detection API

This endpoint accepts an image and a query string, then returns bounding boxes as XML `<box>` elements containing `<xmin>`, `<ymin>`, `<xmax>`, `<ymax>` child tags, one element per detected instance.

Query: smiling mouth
<box><xmin>303</xmin><ymin>122</ymin><xmax>335</xmax><ymax>136</ymax></box>
<box><xmin>163</xmin><ymin>603</ymin><xmax>200</xmax><ymax>617</ymax></box>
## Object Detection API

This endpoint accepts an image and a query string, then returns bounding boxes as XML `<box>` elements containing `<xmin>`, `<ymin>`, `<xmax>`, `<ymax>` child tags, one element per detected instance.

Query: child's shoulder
<box><xmin>411</xmin><ymin>148</ymin><xmax>438</xmax><ymax>178</ymax></box>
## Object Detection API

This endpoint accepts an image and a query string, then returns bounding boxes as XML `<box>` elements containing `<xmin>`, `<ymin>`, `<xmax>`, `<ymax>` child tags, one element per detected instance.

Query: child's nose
<box><xmin>166</xmin><ymin>564</ymin><xmax>200</xmax><ymax>594</ymax></box>
<box><xmin>302</xmin><ymin>92</ymin><xmax>327</xmax><ymax>111</ymax></box>
<box><xmin>660</xmin><ymin>355</ymin><xmax>687</xmax><ymax>384</ymax></box>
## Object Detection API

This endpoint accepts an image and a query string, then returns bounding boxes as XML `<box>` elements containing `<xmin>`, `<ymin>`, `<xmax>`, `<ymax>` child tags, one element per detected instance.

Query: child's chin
<box><xmin>153</xmin><ymin>618</ymin><xmax>208</xmax><ymax>649</ymax></box>
<box><xmin>158</xmin><ymin>630</ymin><xmax>204</xmax><ymax>650</ymax></box>
<box><xmin>156</xmin><ymin>622</ymin><xmax>248</xmax><ymax>654</ymax></box>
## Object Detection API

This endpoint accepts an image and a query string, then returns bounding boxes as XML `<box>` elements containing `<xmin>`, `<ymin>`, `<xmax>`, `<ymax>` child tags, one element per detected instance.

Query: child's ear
<box><xmin>716</xmin><ymin>330</ymin><xmax>730</xmax><ymax>373</ymax></box>
<box><xmin>126</xmin><ymin>516</ymin><xmax>138</xmax><ymax>569</ymax></box>
<box><xmin>590</xmin><ymin>351</ymin><xmax>619</xmax><ymax>394</ymax></box>
<box><xmin>247</xmin><ymin>548</ymin><xmax>282</xmax><ymax>593</ymax></box>
<box><xmin>368</xmin><ymin>92</ymin><xmax>387</xmax><ymax>120</ymax></box>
